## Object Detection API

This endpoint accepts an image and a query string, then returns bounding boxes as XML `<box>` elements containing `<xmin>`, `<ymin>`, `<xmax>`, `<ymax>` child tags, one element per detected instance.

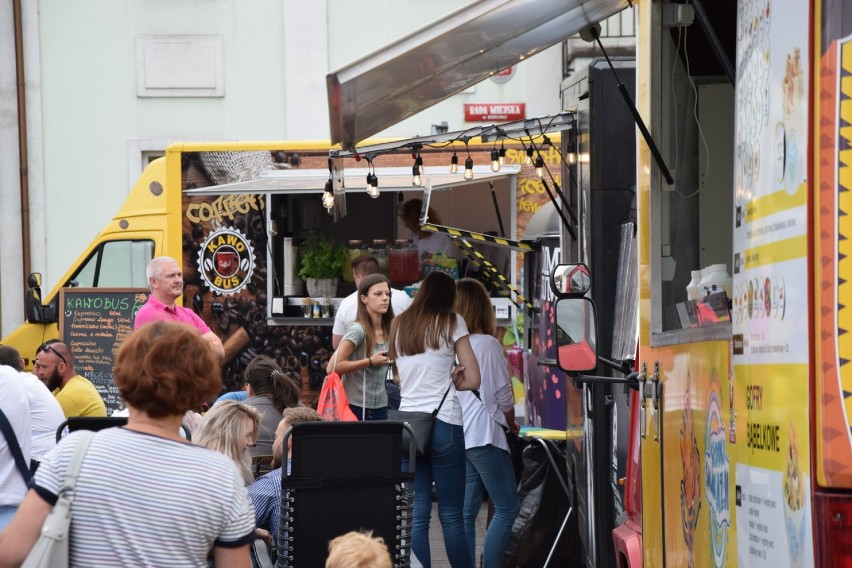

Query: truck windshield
<box><xmin>72</xmin><ymin>240</ymin><xmax>154</xmax><ymax>288</ymax></box>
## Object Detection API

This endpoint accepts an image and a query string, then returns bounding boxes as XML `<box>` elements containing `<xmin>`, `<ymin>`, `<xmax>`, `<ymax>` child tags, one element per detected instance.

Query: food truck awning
<box><xmin>326</xmin><ymin>0</ymin><xmax>628</xmax><ymax>148</ymax></box>
<box><xmin>183</xmin><ymin>165</ymin><xmax>520</xmax><ymax>195</ymax></box>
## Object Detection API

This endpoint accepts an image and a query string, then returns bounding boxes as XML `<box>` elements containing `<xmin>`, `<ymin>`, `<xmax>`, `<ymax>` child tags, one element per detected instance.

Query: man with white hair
<box><xmin>134</xmin><ymin>256</ymin><xmax>225</xmax><ymax>360</ymax></box>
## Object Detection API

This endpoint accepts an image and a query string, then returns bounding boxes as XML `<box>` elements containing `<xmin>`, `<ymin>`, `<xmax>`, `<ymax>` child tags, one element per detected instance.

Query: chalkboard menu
<box><xmin>59</xmin><ymin>288</ymin><xmax>149</xmax><ymax>413</ymax></box>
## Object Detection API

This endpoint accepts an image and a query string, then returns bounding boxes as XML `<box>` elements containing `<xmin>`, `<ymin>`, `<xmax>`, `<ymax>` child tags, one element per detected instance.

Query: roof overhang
<box><xmin>327</xmin><ymin>0</ymin><xmax>628</xmax><ymax>148</ymax></box>
<box><xmin>182</xmin><ymin>165</ymin><xmax>520</xmax><ymax>196</ymax></box>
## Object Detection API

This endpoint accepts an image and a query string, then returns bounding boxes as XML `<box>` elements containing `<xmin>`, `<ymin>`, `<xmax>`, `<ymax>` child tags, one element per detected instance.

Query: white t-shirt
<box><xmin>20</xmin><ymin>372</ymin><xmax>64</xmax><ymax>461</ymax></box>
<box><xmin>0</xmin><ymin>365</ymin><xmax>31</xmax><ymax>507</ymax></box>
<box><xmin>457</xmin><ymin>334</ymin><xmax>514</xmax><ymax>452</ymax></box>
<box><xmin>34</xmin><ymin>428</ymin><xmax>256</xmax><ymax>566</ymax></box>
<box><xmin>396</xmin><ymin>314</ymin><xmax>468</xmax><ymax>426</ymax></box>
<box><xmin>332</xmin><ymin>287</ymin><xmax>412</xmax><ymax>337</ymax></box>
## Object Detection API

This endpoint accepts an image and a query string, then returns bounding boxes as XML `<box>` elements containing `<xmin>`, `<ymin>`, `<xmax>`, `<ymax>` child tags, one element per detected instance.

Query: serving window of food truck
<box><xmin>186</xmin><ymin>162</ymin><xmax>520</xmax><ymax>323</ymax></box>
<box><xmin>647</xmin><ymin>9</ymin><xmax>735</xmax><ymax>345</ymax></box>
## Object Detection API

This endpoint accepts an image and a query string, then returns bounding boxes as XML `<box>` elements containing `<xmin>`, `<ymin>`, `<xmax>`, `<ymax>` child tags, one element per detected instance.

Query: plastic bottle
<box><xmin>700</xmin><ymin>264</ymin><xmax>733</xmax><ymax>299</ymax></box>
<box><xmin>686</xmin><ymin>270</ymin><xmax>703</xmax><ymax>301</ymax></box>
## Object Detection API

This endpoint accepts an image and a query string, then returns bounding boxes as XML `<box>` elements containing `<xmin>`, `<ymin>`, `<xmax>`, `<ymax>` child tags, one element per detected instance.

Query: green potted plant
<box><xmin>298</xmin><ymin>230</ymin><xmax>348</xmax><ymax>297</ymax></box>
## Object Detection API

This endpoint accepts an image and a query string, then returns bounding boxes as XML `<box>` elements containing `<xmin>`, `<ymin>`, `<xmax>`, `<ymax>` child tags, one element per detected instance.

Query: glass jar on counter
<box><xmin>389</xmin><ymin>239</ymin><xmax>408</xmax><ymax>283</ymax></box>
<box><xmin>343</xmin><ymin>240</ymin><xmax>367</xmax><ymax>282</ymax></box>
<box><xmin>389</xmin><ymin>239</ymin><xmax>419</xmax><ymax>283</ymax></box>
<box><xmin>370</xmin><ymin>239</ymin><xmax>389</xmax><ymax>273</ymax></box>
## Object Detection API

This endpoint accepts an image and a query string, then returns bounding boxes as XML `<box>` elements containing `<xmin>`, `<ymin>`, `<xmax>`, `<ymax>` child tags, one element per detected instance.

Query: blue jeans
<box><xmin>0</xmin><ymin>505</ymin><xmax>18</xmax><ymax>532</ymax></box>
<box><xmin>348</xmin><ymin>404</ymin><xmax>388</xmax><ymax>421</ymax></box>
<box><xmin>464</xmin><ymin>445</ymin><xmax>520</xmax><ymax>567</ymax></box>
<box><xmin>402</xmin><ymin>419</ymin><xmax>472</xmax><ymax>568</ymax></box>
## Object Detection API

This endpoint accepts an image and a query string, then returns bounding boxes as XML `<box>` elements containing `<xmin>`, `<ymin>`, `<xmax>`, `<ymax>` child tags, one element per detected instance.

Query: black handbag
<box><xmin>388</xmin><ymin>384</ymin><xmax>451</xmax><ymax>456</ymax></box>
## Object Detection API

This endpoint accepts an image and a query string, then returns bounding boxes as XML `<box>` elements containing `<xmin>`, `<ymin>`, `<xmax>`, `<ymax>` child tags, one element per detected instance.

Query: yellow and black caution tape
<box><xmin>451</xmin><ymin>237</ymin><xmax>535</xmax><ymax>314</ymax></box>
<box><xmin>421</xmin><ymin>224</ymin><xmax>540</xmax><ymax>253</ymax></box>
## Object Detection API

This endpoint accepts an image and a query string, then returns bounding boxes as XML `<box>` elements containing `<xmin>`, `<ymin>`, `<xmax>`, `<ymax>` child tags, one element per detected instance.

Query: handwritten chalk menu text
<box><xmin>59</xmin><ymin>288</ymin><xmax>149</xmax><ymax>413</ymax></box>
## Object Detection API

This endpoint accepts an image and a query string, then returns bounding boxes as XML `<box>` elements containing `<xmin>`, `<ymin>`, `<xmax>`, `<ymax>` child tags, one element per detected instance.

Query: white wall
<box><xmin>37</xmin><ymin>0</ymin><xmax>290</xmax><ymax>293</ymax></box>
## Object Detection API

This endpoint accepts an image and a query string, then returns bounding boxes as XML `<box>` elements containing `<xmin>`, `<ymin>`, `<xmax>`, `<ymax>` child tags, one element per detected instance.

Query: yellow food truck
<box><xmin>552</xmin><ymin>1</ymin><xmax>852</xmax><ymax>567</ymax></box>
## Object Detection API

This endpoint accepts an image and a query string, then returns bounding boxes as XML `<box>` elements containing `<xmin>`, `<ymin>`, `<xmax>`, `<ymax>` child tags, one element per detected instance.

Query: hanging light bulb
<box><xmin>412</xmin><ymin>164</ymin><xmax>422</xmax><ymax>186</ymax></box>
<box><xmin>490</xmin><ymin>149</ymin><xmax>501</xmax><ymax>172</ymax></box>
<box><xmin>449</xmin><ymin>153</ymin><xmax>459</xmax><ymax>173</ymax></box>
<box><xmin>498</xmin><ymin>143</ymin><xmax>506</xmax><ymax>165</ymax></box>
<box><xmin>366</xmin><ymin>172</ymin><xmax>380</xmax><ymax>198</ymax></box>
<box><xmin>566</xmin><ymin>130</ymin><xmax>577</xmax><ymax>165</ymax></box>
<box><xmin>414</xmin><ymin>154</ymin><xmax>424</xmax><ymax>175</ymax></box>
<box><xmin>322</xmin><ymin>178</ymin><xmax>335</xmax><ymax>210</ymax></box>
<box><xmin>535</xmin><ymin>155</ymin><xmax>545</xmax><ymax>178</ymax></box>
<box><xmin>524</xmin><ymin>146</ymin><xmax>534</xmax><ymax>166</ymax></box>
<box><xmin>463</xmin><ymin>157</ymin><xmax>474</xmax><ymax>180</ymax></box>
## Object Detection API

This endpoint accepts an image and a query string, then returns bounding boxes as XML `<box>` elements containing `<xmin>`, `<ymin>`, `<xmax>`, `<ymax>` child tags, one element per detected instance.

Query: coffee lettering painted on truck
<box><xmin>186</xmin><ymin>194</ymin><xmax>264</xmax><ymax>224</ymax></box>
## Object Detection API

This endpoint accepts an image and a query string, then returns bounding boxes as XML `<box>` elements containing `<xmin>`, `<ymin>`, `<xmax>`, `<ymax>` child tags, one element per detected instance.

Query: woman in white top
<box><xmin>389</xmin><ymin>271</ymin><xmax>481</xmax><ymax>568</ymax></box>
<box><xmin>0</xmin><ymin>321</ymin><xmax>256</xmax><ymax>567</ymax></box>
<box><xmin>327</xmin><ymin>274</ymin><xmax>394</xmax><ymax>420</ymax></box>
<box><xmin>455</xmin><ymin>278</ymin><xmax>520</xmax><ymax>567</ymax></box>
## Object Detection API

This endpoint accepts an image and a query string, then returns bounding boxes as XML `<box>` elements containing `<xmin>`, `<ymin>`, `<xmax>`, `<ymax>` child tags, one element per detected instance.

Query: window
<box><xmin>651</xmin><ymin>5</ymin><xmax>736</xmax><ymax>343</ymax></box>
<box><xmin>71</xmin><ymin>241</ymin><xmax>154</xmax><ymax>289</ymax></box>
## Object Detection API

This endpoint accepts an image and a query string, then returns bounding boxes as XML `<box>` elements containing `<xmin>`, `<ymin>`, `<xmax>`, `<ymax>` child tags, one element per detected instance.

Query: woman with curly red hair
<box><xmin>0</xmin><ymin>321</ymin><xmax>256</xmax><ymax>567</ymax></box>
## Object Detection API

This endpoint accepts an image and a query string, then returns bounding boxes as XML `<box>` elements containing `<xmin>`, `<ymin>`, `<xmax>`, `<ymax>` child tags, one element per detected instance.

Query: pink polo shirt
<box><xmin>133</xmin><ymin>295</ymin><xmax>212</xmax><ymax>335</ymax></box>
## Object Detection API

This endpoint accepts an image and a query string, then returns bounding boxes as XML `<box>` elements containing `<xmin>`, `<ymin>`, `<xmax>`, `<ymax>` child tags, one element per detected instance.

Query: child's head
<box><xmin>272</xmin><ymin>406</ymin><xmax>322</xmax><ymax>466</ymax></box>
<box><xmin>325</xmin><ymin>530</ymin><xmax>392</xmax><ymax>568</ymax></box>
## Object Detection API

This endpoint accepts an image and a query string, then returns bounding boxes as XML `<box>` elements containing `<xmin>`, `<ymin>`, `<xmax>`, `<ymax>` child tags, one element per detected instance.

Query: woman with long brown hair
<box><xmin>388</xmin><ymin>271</ymin><xmax>481</xmax><ymax>567</ymax></box>
<box><xmin>454</xmin><ymin>278</ymin><xmax>520</xmax><ymax>566</ymax></box>
<box><xmin>327</xmin><ymin>274</ymin><xmax>394</xmax><ymax>420</ymax></box>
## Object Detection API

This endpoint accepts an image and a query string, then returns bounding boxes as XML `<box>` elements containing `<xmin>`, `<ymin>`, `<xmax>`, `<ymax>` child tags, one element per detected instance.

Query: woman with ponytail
<box><xmin>242</xmin><ymin>355</ymin><xmax>302</xmax><ymax>457</ymax></box>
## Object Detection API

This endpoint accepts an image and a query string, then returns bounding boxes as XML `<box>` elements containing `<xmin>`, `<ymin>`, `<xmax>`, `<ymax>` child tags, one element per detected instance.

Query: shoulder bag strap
<box><xmin>0</xmin><ymin>407</ymin><xmax>32</xmax><ymax>484</ymax></box>
<box><xmin>432</xmin><ymin>362</ymin><xmax>455</xmax><ymax>417</ymax></box>
<box><xmin>60</xmin><ymin>430</ymin><xmax>96</xmax><ymax>493</ymax></box>
<box><xmin>432</xmin><ymin>384</ymin><xmax>452</xmax><ymax>417</ymax></box>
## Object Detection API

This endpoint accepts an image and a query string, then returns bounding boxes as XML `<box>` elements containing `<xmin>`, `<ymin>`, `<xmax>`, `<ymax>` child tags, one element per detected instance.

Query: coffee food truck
<box><xmin>0</xmin><ymin>134</ymin><xmax>569</xmax><ymax>422</ymax></box>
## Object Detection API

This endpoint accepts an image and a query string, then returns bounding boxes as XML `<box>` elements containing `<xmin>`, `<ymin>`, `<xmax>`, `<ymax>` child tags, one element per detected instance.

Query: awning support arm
<box><xmin>488</xmin><ymin>182</ymin><xmax>506</xmax><ymax>237</ymax></box>
<box><xmin>585</xmin><ymin>25</ymin><xmax>674</xmax><ymax>185</ymax></box>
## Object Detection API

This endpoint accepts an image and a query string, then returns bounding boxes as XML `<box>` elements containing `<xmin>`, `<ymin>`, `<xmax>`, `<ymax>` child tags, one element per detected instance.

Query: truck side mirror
<box><xmin>551</xmin><ymin>263</ymin><xmax>591</xmax><ymax>297</ymax></box>
<box><xmin>25</xmin><ymin>272</ymin><xmax>45</xmax><ymax>323</ymax></box>
<box><xmin>554</xmin><ymin>296</ymin><xmax>599</xmax><ymax>373</ymax></box>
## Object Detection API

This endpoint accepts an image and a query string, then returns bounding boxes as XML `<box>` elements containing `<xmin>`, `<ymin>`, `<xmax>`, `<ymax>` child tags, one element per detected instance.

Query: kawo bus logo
<box><xmin>198</xmin><ymin>227</ymin><xmax>256</xmax><ymax>295</ymax></box>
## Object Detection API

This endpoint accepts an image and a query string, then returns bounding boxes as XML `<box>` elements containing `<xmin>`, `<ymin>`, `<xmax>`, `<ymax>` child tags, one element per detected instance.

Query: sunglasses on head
<box><xmin>44</xmin><ymin>344</ymin><xmax>66</xmax><ymax>365</ymax></box>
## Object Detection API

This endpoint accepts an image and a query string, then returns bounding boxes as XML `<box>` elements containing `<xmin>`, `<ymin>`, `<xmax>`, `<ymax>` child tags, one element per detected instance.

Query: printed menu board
<box><xmin>59</xmin><ymin>288</ymin><xmax>149</xmax><ymax>414</ymax></box>
<box><xmin>731</xmin><ymin>1</ymin><xmax>813</xmax><ymax>566</ymax></box>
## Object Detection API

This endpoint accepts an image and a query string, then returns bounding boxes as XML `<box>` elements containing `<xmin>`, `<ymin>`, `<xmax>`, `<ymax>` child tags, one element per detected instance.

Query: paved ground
<box><xmin>416</xmin><ymin>500</ymin><xmax>488</xmax><ymax>568</ymax></box>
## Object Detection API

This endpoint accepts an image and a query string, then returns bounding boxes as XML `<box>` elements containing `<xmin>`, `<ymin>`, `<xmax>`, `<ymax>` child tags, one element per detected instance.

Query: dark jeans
<box><xmin>402</xmin><ymin>419</ymin><xmax>473</xmax><ymax>568</ymax></box>
<box><xmin>348</xmin><ymin>404</ymin><xmax>388</xmax><ymax>421</ymax></box>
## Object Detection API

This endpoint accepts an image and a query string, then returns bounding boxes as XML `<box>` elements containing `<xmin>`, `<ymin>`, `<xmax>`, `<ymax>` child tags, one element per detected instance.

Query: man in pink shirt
<box><xmin>134</xmin><ymin>256</ymin><xmax>225</xmax><ymax>361</ymax></box>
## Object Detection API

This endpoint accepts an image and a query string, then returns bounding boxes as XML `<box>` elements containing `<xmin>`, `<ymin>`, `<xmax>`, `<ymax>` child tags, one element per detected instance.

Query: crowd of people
<box><xmin>0</xmin><ymin>253</ymin><xmax>523</xmax><ymax>566</ymax></box>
